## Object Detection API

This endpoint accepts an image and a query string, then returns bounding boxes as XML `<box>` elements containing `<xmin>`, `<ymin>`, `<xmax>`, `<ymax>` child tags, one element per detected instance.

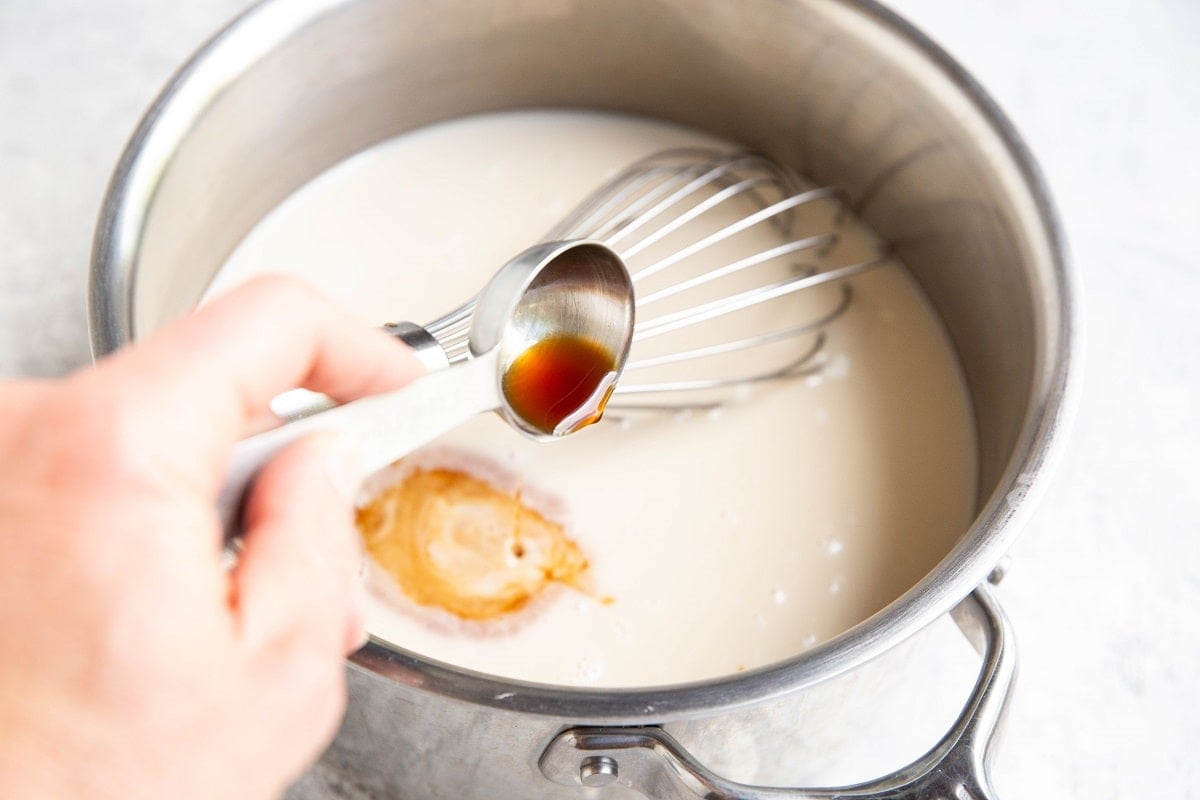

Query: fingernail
<box><xmin>324</xmin><ymin>434</ymin><xmax>367</xmax><ymax>505</ymax></box>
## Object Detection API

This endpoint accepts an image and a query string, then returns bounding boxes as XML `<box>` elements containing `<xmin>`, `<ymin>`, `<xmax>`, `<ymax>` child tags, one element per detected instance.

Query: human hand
<box><xmin>0</xmin><ymin>277</ymin><xmax>423</xmax><ymax>800</ymax></box>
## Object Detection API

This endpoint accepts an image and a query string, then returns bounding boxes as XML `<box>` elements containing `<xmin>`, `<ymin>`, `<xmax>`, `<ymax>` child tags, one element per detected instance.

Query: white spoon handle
<box><xmin>217</xmin><ymin>351</ymin><xmax>500</xmax><ymax>537</ymax></box>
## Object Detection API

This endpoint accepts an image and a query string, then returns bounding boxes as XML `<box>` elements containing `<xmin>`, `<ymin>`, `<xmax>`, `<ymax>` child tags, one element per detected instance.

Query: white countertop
<box><xmin>2</xmin><ymin>1</ymin><xmax>1197</xmax><ymax>796</ymax></box>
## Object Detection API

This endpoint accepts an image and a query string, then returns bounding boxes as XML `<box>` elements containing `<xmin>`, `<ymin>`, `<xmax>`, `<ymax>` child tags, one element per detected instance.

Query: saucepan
<box><xmin>88</xmin><ymin>1</ymin><xmax>1078</xmax><ymax>797</ymax></box>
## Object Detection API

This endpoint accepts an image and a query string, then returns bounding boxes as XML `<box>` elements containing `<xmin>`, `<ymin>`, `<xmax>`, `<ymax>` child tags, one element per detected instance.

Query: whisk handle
<box><xmin>381</xmin><ymin>321</ymin><xmax>452</xmax><ymax>371</ymax></box>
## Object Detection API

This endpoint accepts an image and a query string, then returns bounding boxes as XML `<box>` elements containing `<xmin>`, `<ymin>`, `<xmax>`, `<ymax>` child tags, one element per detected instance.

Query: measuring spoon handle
<box><xmin>216</xmin><ymin>351</ymin><xmax>499</xmax><ymax>538</ymax></box>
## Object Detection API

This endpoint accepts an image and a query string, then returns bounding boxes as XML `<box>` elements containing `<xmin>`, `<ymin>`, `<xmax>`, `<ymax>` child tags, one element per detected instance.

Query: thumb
<box><xmin>232</xmin><ymin>432</ymin><xmax>368</xmax><ymax>655</ymax></box>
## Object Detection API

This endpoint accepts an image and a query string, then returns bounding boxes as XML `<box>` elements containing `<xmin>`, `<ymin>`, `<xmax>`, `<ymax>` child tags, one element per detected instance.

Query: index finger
<box><xmin>91</xmin><ymin>275</ymin><xmax>426</xmax><ymax>488</ymax></box>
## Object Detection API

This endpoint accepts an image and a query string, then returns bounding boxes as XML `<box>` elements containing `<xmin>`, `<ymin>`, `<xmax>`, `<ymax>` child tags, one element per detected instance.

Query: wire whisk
<box><xmin>271</xmin><ymin>148</ymin><xmax>887</xmax><ymax>422</ymax></box>
<box><xmin>421</xmin><ymin>148</ymin><xmax>886</xmax><ymax>411</ymax></box>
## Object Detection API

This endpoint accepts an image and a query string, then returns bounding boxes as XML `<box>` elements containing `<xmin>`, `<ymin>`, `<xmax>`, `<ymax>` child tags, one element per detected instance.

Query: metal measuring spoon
<box><xmin>216</xmin><ymin>240</ymin><xmax>633</xmax><ymax>536</ymax></box>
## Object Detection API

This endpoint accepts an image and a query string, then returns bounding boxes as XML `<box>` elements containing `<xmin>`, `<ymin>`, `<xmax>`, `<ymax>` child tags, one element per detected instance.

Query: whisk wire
<box><xmin>638</xmin><ymin>236</ymin><xmax>831</xmax><ymax>307</ymax></box>
<box><xmin>626</xmin><ymin>285</ymin><xmax>852</xmax><ymax>372</ymax></box>
<box><xmin>547</xmin><ymin>150</ymin><xmax>778</xmax><ymax>243</ymax></box>
<box><xmin>633</xmin><ymin>254</ymin><xmax>884</xmax><ymax>343</ymax></box>
<box><xmin>617</xmin><ymin>333</ymin><xmax>828</xmax><ymax>398</ymax></box>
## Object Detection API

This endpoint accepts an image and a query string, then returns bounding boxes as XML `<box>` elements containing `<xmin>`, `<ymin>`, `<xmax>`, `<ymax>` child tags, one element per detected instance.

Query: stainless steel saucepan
<box><xmin>89</xmin><ymin>1</ymin><xmax>1079</xmax><ymax>797</ymax></box>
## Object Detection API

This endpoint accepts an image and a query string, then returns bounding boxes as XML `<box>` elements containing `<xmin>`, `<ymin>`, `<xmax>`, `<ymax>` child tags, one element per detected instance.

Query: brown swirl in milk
<box><xmin>356</xmin><ymin>466</ymin><xmax>589</xmax><ymax>621</ymax></box>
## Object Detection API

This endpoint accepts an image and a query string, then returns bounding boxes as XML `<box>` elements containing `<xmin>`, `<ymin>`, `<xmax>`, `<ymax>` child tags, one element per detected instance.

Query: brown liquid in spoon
<box><xmin>502</xmin><ymin>334</ymin><xmax>616</xmax><ymax>434</ymax></box>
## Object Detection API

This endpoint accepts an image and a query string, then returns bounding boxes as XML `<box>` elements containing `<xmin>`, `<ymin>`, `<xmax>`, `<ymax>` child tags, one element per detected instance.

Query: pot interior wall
<box><xmin>124</xmin><ymin>0</ymin><xmax>1058</xmax><ymax>547</ymax></box>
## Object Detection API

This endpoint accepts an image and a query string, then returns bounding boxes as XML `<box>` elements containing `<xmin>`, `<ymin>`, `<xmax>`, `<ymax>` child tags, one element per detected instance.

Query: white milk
<box><xmin>211</xmin><ymin>110</ymin><xmax>977</xmax><ymax>687</ymax></box>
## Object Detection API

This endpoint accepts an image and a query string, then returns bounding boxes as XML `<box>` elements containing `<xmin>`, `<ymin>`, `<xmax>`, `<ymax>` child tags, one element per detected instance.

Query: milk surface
<box><xmin>212</xmin><ymin>110</ymin><xmax>978</xmax><ymax>687</ymax></box>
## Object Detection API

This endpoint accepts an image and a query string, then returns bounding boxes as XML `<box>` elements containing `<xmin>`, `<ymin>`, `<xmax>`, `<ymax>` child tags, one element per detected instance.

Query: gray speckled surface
<box><xmin>0</xmin><ymin>0</ymin><xmax>254</xmax><ymax>377</ymax></box>
<box><xmin>2</xmin><ymin>1</ymin><xmax>1198</xmax><ymax>798</ymax></box>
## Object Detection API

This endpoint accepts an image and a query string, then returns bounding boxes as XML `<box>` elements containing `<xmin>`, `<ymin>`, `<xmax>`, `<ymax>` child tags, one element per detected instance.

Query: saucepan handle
<box><xmin>539</xmin><ymin>582</ymin><xmax>1014</xmax><ymax>800</ymax></box>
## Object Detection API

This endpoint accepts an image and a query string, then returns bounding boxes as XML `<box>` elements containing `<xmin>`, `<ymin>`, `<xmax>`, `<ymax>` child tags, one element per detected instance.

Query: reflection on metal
<box><xmin>540</xmin><ymin>585</ymin><xmax>1013</xmax><ymax>800</ymax></box>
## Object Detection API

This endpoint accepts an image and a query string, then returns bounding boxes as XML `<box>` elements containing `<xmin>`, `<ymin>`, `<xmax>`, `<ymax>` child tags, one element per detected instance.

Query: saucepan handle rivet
<box><xmin>579</xmin><ymin>755</ymin><xmax>619</xmax><ymax>787</ymax></box>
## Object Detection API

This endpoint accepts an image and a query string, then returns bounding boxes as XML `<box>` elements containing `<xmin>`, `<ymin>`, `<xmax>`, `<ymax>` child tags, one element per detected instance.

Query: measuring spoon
<box><xmin>216</xmin><ymin>240</ymin><xmax>633</xmax><ymax>536</ymax></box>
